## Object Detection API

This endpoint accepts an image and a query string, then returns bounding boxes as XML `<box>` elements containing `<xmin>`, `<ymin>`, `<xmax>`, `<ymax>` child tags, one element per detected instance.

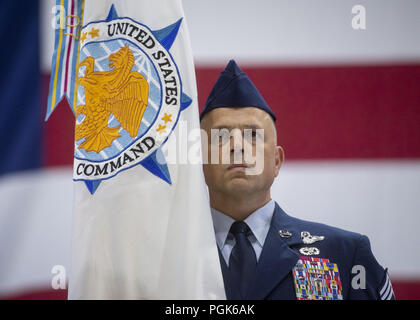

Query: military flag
<box><xmin>46</xmin><ymin>0</ymin><xmax>225</xmax><ymax>299</ymax></box>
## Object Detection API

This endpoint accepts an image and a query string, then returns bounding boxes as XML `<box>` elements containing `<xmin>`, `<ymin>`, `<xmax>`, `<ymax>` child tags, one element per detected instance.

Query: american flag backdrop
<box><xmin>1</xmin><ymin>0</ymin><xmax>420</xmax><ymax>299</ymax></box>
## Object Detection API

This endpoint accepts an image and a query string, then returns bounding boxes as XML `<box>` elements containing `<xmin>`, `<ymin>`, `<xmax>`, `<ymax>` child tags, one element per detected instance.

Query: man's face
<box><xmin>201</xmin><ymin>107</ymin><xmax>283</xmax><ymax>199</ymax></box>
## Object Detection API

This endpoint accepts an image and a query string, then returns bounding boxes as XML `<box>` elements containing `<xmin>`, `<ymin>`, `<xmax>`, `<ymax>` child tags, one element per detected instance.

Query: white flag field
<box><xmin>46</xmin><ymin>0</ymin><xmax>225</xmax><ymax>299</ymax></box>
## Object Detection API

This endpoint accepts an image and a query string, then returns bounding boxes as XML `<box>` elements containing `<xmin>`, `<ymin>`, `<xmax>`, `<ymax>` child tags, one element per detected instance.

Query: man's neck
<box><xmin>210</xmin><ymin>191</ymin><xmax>271</xmax><ymax>221</ymax></box>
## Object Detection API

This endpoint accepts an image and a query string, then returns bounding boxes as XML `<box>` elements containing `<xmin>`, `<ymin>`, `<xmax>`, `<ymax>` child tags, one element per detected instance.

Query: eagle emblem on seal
<box><xmin>75</xmin><ymin>45</ymin><xmax>149</xmax><ymax>153</ymax></box>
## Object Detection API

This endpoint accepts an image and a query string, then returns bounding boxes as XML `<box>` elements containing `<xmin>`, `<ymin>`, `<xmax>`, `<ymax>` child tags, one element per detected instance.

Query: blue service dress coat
<box><xmin>218</xmin><ymin>202</ymin><xmax>395</xmax><ymax>300</ymax></box>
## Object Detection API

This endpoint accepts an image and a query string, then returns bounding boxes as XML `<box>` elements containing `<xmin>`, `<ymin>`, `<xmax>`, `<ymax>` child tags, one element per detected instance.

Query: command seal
<box><xmin>73</xmin><ymin>5</ymin><xmax>192</xmax><ymax>194</ymax></box>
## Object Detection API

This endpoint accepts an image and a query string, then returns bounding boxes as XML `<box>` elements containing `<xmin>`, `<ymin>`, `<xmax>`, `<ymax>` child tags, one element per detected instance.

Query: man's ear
<box><xmin>274</xmin><ymin>146</ymin><xmax>284</xmax><ymax>177</ymax></box>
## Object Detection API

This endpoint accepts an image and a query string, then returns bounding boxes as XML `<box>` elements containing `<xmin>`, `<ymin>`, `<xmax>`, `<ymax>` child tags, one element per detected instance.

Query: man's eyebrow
<box><xmin>242</xmin><ymin>124</ymin><xmax>262</xmax><ymax>130</ymax></box>
<box><xmin>211</xmin><ymin>125</ymin><xmax>231</xmax><ymax>130</ymax></box>
<box><xmin>211</xmin><ymin>124</ymin><xmax>262</xmax><ymax>130</ymax></box>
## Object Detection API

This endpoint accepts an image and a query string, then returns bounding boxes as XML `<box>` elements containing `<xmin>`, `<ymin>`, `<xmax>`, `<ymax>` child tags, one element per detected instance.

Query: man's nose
<box><xmin>230</xmin><ymin>130</ymin><xmax>244</xmax><ymax>155</ymax></box>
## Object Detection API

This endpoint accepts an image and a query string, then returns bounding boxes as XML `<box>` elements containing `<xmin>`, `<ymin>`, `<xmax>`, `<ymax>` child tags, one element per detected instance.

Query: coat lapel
<box><xmin>247</xmin><ymin>203</ymin><xmax>301</xmax><ymax>299</ymax></box>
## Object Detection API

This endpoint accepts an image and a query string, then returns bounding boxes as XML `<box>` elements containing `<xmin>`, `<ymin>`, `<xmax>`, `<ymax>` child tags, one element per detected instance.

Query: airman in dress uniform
<box><xmin>200</xmin><ymin>60</ymin><xmax>395</xmax><ymax>300</ymax></box>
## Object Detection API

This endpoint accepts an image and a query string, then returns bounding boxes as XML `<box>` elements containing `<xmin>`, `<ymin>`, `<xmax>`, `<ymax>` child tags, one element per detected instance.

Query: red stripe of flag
<box><xmin>197</xmin><ymin>64</ymin><xmax>420</xmax><ymax>160</ymax></box>
<box><xmin>42</xmin><ymin>64</ymin><xmax>420</xmax><ymax>167</ymax></box>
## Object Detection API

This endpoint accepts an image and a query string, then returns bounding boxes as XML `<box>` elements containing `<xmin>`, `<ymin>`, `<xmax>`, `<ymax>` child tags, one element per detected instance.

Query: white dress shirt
<box><xmin>211</xmin><ymin>199</ymin><xmax>275</xmax><ymax>266</ymax></box>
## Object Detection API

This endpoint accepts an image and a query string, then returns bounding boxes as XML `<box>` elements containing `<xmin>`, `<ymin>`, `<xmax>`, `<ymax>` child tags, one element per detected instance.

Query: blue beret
<box><xmin>200</xmin><ymin>59</ymin><xmax>276</xmax><ymax>121</ymax></box>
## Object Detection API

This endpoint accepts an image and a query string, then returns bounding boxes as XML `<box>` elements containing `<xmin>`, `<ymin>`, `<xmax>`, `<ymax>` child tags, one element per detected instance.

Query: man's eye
<box><xmin>217</xmin><ymin>131</ymin><xmax>228</xmax><ymax>140</ymax></box>
<box><xmin>210</xmin><ymin>129</ymin><xmax>229</xmax><ymax>144</ymax></box>
<box><xmin>247</xmin><ymin>130</ymin><xmax>257</xmax><ymax>140</ymax></box>
<box><xmin>244</xmin><ymin>129</ymin><xmax>257</xmax><ymax>140</ymax></box>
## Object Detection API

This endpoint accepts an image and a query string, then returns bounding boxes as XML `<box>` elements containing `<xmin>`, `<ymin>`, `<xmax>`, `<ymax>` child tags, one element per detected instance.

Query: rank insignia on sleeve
<box><xmin>292</xmin><ymin>257</ymin><xmax>343</xmax><ymax>300</ymax></box>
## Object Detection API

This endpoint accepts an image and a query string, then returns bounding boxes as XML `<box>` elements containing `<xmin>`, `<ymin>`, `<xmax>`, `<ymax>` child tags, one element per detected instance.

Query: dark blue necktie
<box><xmin>228</xmin><ymin>221</ymin><xmax>257</xmax><ymax>299</ymax></box>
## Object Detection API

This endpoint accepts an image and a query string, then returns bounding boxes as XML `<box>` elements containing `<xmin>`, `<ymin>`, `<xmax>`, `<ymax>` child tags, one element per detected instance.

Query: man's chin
<box><xmin>224</xmin><ymin>177</ymin><xmax>253</xmax><ymax>194</ymax></box>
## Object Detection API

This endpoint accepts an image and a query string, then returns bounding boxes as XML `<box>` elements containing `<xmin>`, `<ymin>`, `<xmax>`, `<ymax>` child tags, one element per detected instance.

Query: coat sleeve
<box><xmin>348</xmin><ymin>234</ymin><xmax>395</xmax><ymax>300</ymax></box>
